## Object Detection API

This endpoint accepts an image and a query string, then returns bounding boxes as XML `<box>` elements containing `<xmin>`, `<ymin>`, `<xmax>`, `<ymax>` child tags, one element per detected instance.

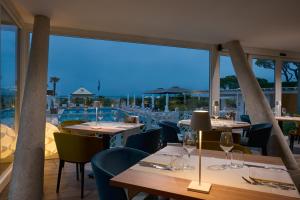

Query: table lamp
<box><xmin>93</xmin><ymin>101</ymin><xmax>101</xmax><ymax>123</ymax></box>
<box><xmin>188</xmin><ymin>110</ymin><xmax>212</xmax><ymax>193</ymax></box>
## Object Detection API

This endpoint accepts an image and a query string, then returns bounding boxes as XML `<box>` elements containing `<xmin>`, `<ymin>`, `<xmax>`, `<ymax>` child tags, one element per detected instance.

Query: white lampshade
<box><xmin>190</xmin><ymin>110</ymin><xmax>212</xmax><ymax>131</ymax></box>
<box><xmin>93</xmin><ymin>101</ymin><xmax>101</xmax><ymax>108</ymax></box>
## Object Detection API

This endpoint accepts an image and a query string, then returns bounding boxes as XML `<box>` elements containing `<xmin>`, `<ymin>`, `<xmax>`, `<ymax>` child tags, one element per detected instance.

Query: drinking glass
<box><xmin>220</xmin><ymin>132</ymin><xmax>234</xmax><ymax>168</ymax></box>
<box><xmin>98</xmin><ymin>110</ymin><xmax>104</xmax><ymax>123</ymax></box>
<box><xmin>230</xmin><ymin>150</ymin><xmax>244</xmax><ymax>169</ymax></box>
<box><xmin>183</xmin><ymin>131</ymin><xmax>196</xmax><ymax>158</ymax></box>
<box><xmin>282</xmin><ymin>107</ymin><xmax>287</xmax><ymax>116</ymax></box>
<box><xmin>183</xmin><ymin>131</ymin><xmax>196</xmax><ymax>169</ymax></box>
<box><xmin>112</xmin><ymin>110</ymin><xmax>118</xmax><ymax>121</ymax></box>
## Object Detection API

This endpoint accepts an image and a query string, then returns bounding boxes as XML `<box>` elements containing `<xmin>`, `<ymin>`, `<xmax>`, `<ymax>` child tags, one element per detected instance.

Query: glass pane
<box><xmin>281</xmin><ymin>61</ymin><xmax>299</xmax><ymax>115</ymax></box>
<box><xmin>0</xmin><ymin>7</ymin><xmax>18</xmax><ymax>174</ymax></box>
<box><xmin>220</xmin><ymin>55</ymin><xmax>244</xmax><ymax>119</ymax></box>
<box><xmin>252</xmin><ymin>58</ymin><xmax>275</xmax><ymax>109</ymax></box>
<box><xmin>46</xmin><ymin>35</ymin><xmax>210</xmax><ymax>133</ymax></box>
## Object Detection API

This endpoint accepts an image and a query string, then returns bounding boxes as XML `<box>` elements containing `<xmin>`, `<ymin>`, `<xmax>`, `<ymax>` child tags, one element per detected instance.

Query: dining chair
<box><xmin>125</xmin><ymin>128</ymin><xmax>162</xmax><ymax>154</ymax></box>
<box><xmin>91</xmin><ymin>147</ymin><xmax>149</xmax><ymax>200</ymax></box>
<box><xmin>246</xmin><ymin>123</ymin><xmax>272</xmax><ymax>155</ymax></box>
<box><xmin>202</xmin><ymin>141</ymin><xmax>252</xmax><ymax>154</ymax></box>
<box><xmin>240</xmin><ymin>115</ymin><xmax>251</xmax><ymax>136</ymax></box>
<box><xmin>158</xmin><ymin>121</ymin><xmax>181</xmax><ymax>147</ymax></box>
<box><xmin>53</xmin><ymin>132</ymin><xmax>104</xmax><ymax>198</ymax></box>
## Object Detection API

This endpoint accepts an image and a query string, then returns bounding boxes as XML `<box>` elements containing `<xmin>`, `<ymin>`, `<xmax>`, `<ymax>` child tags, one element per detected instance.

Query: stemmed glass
<box><xmin>183</xmin><ymin>131</ymin><xmax>196</xmax><ymax>169</ymax></box>
<box><xmin>97</xmin><ymin>110</ymin><xmax>103</xmax><ymax>124</ymax></box>
<box><xmin>112</xmin><ymin>110</ymin><xmax>118</xmax><ymax>121</ymax></box>
<box><xmin>220</xmin><ymin>132</ymin><xmax>234</xmax><ymax>168</ymax></box>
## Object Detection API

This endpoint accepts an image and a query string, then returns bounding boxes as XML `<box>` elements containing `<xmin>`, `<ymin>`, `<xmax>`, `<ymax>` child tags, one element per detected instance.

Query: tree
<box><xmin>220</xmin><ymin>75</ymin><xmax>273</xmax><ymax>89</ymax></box>
<box><xmin>255</xmin><ymin>59</ymin><xmax>299</xmax><ymax>83</ymax></box>
<box><xmin>49</xmin><ymin>76</ymin><xmax>60</xmax><ymax>96</ymax></box>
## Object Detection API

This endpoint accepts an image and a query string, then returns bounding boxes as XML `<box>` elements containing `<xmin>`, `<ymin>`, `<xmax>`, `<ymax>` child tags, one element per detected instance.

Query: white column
<box><xmin>9</xmin><ymin>15</ymin><xmax>50</xmax><ymax>200</ymax></box>
<box><xmin>151</xmin><ymin>94</ymin><xmax>155</xmax><ymax>109</ymax></box>
<box><xmin>224</xmin><ymin>40</ymin><xmax>298</xmax><ymax>170</ymax></box>
<box><xmin>141</xmin><ymin>95</ymin><xmax>145</xmax><ymax>109</ymax></box>
<box><xmin>133</xmin><ymin>94</ymin><xmax>136</xmax><ymax>107</ymax></box>
<box><xmin>164</xmin><ymin>93</ymin><xmax>169</xmax><ymax>112</ymax></box>
<box><xmin>209</xmin><ymin>45</ymin><xmax>220</xmax><ymax>114</ymax></box>
<box><xmin>127</xmin><ymin>94</ymin><xmax>130</xmax><ymax>107</ymax></box>
<box><xmin>275</xmin><ymin>59</ymin><xmax>282</xmax><ymax>116</ymax></box>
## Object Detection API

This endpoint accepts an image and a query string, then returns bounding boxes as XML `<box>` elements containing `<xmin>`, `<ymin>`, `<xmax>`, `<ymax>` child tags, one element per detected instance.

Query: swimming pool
<box><xmin>58</xmin><ymin>107</ymin><xmax>128</xmax><ymax>123</ymax></box>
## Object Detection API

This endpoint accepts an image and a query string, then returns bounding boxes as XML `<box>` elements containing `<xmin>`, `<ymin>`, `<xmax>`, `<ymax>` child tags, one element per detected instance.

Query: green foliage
<box><xmin>220</xmin><ymin>75</ymin><xmax>273</xmax><ymax>89</ymax></box>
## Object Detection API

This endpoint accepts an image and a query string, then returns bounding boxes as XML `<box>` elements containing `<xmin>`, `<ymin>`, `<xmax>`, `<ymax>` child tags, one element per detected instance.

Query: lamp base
<box><xmin>187</xmin><ymin>181</ymin><xmax>212</xmax><ymax>193</ymax></box>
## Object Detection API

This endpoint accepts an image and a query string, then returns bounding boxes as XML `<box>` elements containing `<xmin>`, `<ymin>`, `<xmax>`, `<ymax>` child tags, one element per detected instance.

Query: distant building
<box><xmin>71</xmin><ymin>87</ymin><xmax>94</xmax><ymax>106</ymax></box>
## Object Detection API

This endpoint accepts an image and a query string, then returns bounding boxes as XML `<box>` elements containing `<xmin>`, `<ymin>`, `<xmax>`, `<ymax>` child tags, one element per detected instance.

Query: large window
<box><xmin>0</xmin><ymin>7</ymin><xmax>18</xmax><ymax>174</ymax></box>
<box><xmin>281</xmin><ymin>61</ymin><xmax>299</xmax><ymax>114</ymax></box>
<box><xmin>252</xmin><ymin>58</ymin><xmax>275</xmax><ymax>108</ymax></box>
<box><xmin>219</xmin><ymin>55</ymin><xmax>244</xmax><ymax>119</ymax></box>
<box><xmin>47</xmin><ymin>35</ymin><xmax>210</xmax><ymax>126</ymax></box>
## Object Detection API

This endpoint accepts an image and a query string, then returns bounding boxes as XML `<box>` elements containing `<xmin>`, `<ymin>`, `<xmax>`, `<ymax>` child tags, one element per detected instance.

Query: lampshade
<box><xmin>190</xmin><ymin>110</ymin><xmax>212</xmax><ymax>131</ymax></box>
<box><xmin>93</xmin><ymin>101</ymin><xmax>101</xmax><ymax>108</ymax></box>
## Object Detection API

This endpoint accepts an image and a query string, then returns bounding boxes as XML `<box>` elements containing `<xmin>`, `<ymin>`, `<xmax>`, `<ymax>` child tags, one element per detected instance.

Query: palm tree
<box><xmin>49</xmin><ymin>76</ymin><xmax>60</xmax><ymax>96</ymax></box>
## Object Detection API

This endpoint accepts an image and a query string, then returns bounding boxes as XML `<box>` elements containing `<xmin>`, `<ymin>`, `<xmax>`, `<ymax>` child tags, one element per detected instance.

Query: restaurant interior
<box><xmin>1</xmin><ymin>0</ymin><xmax>300</xmax><ymax>199</ymax></box>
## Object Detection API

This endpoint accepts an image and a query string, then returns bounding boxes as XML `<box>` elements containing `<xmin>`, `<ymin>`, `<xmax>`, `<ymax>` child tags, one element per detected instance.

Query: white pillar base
<box><xmin>187</xmin><ymin>181</ymin><xmax>212</xmax><ymax>193</ymax></box>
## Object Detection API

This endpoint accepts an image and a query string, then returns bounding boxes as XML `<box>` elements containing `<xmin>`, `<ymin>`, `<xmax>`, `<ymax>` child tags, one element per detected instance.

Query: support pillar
<box><xmin>224</xmin><ymin>40</ymin><xmax>298</xmax><ymax>170</ymax></box>
<box><xmin>164</xmin><ymin>93</ymin><xmax>169</xmax><ymax>112</ymax></box>
<box><xmin>209</xmin><ymin>45</ymin><xmax>220</xmax><ymax>114</ymax></box>
<box><xmin>9</xmin><ymin>15</ymin><xmax>50</xmax><ymax>200</ymax></box>
<box><xmin>275</xmin><ymin>59</ymin><xmax>282</xmax><ymax>116</ymax></box>
<box><xmin>141</xmin><ymin>95</ymin><xmax>145</xmax><ymax>109</ymax></box>
<box><xmin>151</xmin><ymin>95</ymin><xmax>155</xmax><ymax>109</ymax></box>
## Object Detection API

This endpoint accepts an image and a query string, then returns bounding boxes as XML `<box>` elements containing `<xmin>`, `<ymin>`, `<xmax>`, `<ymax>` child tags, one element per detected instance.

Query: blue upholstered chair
<box><xmin>91</xmin><ymin>147</ymin><xmax>149</xmax><ymax>200</ymax></box>
<box><xmin>247</xmin><ymin>123</ymin><xmax>272</xmax><ymax>155</ymax></box>
<box><xmin>125</xmin><ymin>128</ymin><xmax>161</xmax><ymax>154</ymax></box>
<box><xmin>240</xmin><ymin>114</ymin><xmax>251</xmax><ymax>136</ymax></box>
<box><xmin>158</xmin><ymin>121</ymin><xmax>180</xmax><ymax>146</ymax></box>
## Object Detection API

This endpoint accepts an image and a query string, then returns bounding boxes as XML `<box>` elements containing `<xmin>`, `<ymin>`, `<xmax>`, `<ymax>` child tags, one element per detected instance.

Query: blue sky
<box><xmin>2</xmin><ymin>32</ymin><xmax>275</xmax><ymax>97</ymax></box>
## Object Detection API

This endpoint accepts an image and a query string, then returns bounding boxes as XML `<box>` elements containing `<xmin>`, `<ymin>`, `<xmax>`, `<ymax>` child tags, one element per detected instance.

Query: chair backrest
<box><xmin>202</xmin><ymin>141</ymin><xmax>252</xmax><ymax>154</ymax></box>
<box><xmin>161</xmin><ymin>121</ymin><xmax>180</xmax><ymax>132</ymax></box>
<box><xmin>247</xmin><ymin>123</ymin><xmax>273</xmax><ymax>155</ymax></box>
<box><xmin>240</xmin><ymin>115</ymin><xmax>251</xmax><ymax>124</ymax></box>
<box><xmin>202</xmin><ymin>130</ymin><xmax>241</xmax><ymax>144</ymax></box>
<box><xmin>91</xmin><ymin>147</ymin><xmax>149</xmax><ymax>200</ymax></box>
<box><xmin>53</xmin><ymin>132</ymin><xmax>104</xmax><ymax>163</ymax></box>
<box><xmin>125</xmin><ymin>128</ymin><xmax>161</xmax><ymax>154</ymax></box>
<box><xmin>158</xmin><ymin>122</ymin><xmax>180</xmax><ymax>146</ymax></box>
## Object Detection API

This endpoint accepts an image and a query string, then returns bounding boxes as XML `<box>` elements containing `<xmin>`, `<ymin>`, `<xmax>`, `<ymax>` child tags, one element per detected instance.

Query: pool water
<box><xmin>58</xmin><ymin>107</ymin><xmax>128</xmax><ymax>123</ymax></box>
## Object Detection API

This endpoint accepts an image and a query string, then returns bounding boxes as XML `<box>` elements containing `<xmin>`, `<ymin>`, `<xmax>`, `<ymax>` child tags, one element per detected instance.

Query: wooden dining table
<box><xmin>178</xmin><ymin>119</ymin><xmax>250</xmax><ymax>131</ymax></box>
<box><xmin>63</xmin><ymin>121</ymin><xmax>144</xmax><ymax>148</ymax></box>
<box><xmin>111</xmin><ymin>146</ymin><xmax>300</xmax><ymax>200</ymax></box>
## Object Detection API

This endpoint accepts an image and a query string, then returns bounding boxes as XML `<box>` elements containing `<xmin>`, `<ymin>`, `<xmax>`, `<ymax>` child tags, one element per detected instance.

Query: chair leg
<box><xmin>76</xmin><ymin>163</ymin><xmax>79</xmax><ymax>181</ymax></box>
<box><xmin>80</xmin><ymin>163</ymin><xmax>85</xmax><ymax>198</ymax></box>
<box><xmin>56</xmin><ymin>160</ymin><xmax>65</xmax><ymax>193</ymax></box>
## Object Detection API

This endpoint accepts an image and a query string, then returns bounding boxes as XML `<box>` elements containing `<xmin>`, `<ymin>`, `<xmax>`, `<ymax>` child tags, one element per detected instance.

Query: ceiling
<box><xmin>10</xmin><ymin>0</ymin><xmax>300</xmax><ymax>53</ymax></box>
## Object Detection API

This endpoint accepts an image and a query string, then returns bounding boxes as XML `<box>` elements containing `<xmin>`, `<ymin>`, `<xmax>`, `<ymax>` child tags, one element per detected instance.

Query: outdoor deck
<box><xmin>0</xmin><ymin>159</ymin><xmax>99</xmax><ymax>200</ymax></box>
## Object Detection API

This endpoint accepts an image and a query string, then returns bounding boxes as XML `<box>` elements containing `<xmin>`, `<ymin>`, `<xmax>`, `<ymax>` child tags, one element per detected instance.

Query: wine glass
<box><xmin>112</xmin><ymin>110</ymin><xmax>118</xmax><ymax>121</ymax></box>
<box><xmin>98</xmin><ymin>110</ymin><xmax>104</xmax><ymax>123</ymax></box>
<box><xmin>220</xmin><ymin>132</ymin><xmax>234</xmax><ymax>168</ymax></box>
<box><xmin>182</xmin><ymin>131</ymin><xmax>196</xmax><ymax>170</ymax></box>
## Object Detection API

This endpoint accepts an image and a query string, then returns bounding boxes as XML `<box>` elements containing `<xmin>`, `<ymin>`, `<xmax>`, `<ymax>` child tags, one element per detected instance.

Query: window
<box><xmin>219</xmin><ymin>55</ymin><xmax>244</xmax><ymax>119</ymax></box>
<box><xmin>0</xmin><ymin>6</ymin><xmax>19</xmax><ymax>174</ymax></box>
<box><xmin>47</xmin><ymin>35</ymin><xmax>210</xmax><ymax>126</ymax></box>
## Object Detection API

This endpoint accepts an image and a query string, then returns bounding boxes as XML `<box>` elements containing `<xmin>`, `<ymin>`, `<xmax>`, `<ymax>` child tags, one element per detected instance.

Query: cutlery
<box><xmin>242</xmin><ymin>176</ymin><xmax>295</xmax><ymax>190</ymax></box>
<box><xmin>139</xmin><ymin>161</ymin><xmax>172</xmax><ymax>171</ymax></box>
<box><xmin>250</xmin><ymin>177</ymin><xmax>295</xmax><ymax>188</ymax></box>
<box><xmin>244</xmin><ymin>163</ymin><xmax>287</xmax><ymax>171</ymax></box>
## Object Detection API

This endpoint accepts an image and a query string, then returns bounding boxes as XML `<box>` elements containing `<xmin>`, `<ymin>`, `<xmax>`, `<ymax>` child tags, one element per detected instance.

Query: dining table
<box><xmin>111</xmin><ymin>145</ymin><xmax>300</xmax><ymax>200</ymax></box>
<box><xmin>63</xmin><ymin>121</ymin><xmax>144</xmax><ymax>148</ymax></box>
<box><xmin>275</xmin><ymin>116</ymin><xmax>300</xmax><ymax>151</ymax></box>
<box><xmin>178</xmin><ymin>118</ymin><xmax>250</xmax><ymax>131</ymax></box>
